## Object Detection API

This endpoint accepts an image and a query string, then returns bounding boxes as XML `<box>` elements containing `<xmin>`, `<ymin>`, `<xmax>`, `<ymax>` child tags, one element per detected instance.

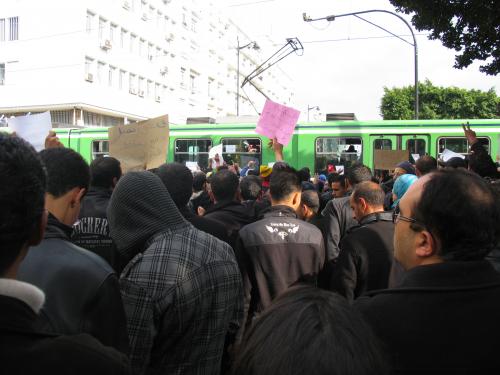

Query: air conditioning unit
<box><xmin>100</xmin><ymin>39</ymin><xmax>112</xmax><ymax>50</ymax></box>
<box><xmin>155</xmin><ymin>95</ymin><xmax>161</xmax><ymax>102</ymax></box>
<box><xmin>142</xmin><ymin>13</ymin><xmax>148</xmax><ymax>21</ymax></box>
<box><xmin>85</xmin><ymin>73</ymin><xmax>94</xmax><ymax>82</ymax></box>
<box><xmin>122</xmin><ymin>0</ymin><xmax>130</xmax><ymax>10</ymax></box>
<box><xmin>160</xmin><ymin>66</ymin><xmax>168</xmax><ymax>75</ymax></box>
<box><xmin>129</xmin><ymin>87</ymin><xmax>137</xmax><ymax>95</ymax></box>
<box><xmin>138</xmin><ymin>90</ymin><xmax>145</xmax><ymax>97</ymax></box>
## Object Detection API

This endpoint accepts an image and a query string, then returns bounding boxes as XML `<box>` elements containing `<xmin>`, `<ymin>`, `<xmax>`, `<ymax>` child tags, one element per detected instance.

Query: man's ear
<box><xmin>292</xmin><ymin>190</ymin><xmax>301</xmax><ymax>207</ymax></box>
<box><xmin>415</xmin><ymin>230</ymin><xmax>437</xmax><ymax>258</ymax></box>
<box><xmin>28</xmin><ymin>209</ymin><xmax>48</xmax><ymax>246</ymax></box>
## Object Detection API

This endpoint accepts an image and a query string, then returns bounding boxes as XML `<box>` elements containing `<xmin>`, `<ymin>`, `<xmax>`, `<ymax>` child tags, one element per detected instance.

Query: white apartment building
<box><xmin>0</xmin><ymin>0</ymin><xmax>293</xmax><ymax>126</ymax></box>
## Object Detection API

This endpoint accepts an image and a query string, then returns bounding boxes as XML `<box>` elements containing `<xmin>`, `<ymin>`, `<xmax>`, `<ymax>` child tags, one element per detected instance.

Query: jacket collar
<box><xmin>86</xmin><ymin>186</ymin><xmax>112</xmax><ymax>198</ymax></box>
<box><xmin>0</xmin><ymin>279</ymin><xmax>45</xmax><ymax>314</ymax></box>
<box><xmin>263</xmin><ymin>205</ymin><xmax>298</xmax><ymax>219</ymax></box>
<box><xmin>399</xmin><ymin>261</ymin><xmax>500</xmax><ymax>289</ymax></box>
<box><xmin>359</xmin><ymin>211</ymin><xmax>393</xmax><ymax>226</ymax></box>
<box><xmin>206</xmin><ymin>200</ymin><xmax>243</xmax><ymax>213</ymax></box>
<box><xmin>45</xmin><ymin>212</ymin><xmax>73</xmax><ymax>240</ymax></box>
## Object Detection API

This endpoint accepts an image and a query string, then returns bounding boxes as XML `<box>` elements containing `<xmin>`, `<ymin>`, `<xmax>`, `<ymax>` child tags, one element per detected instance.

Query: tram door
<box><xmin>369</xmin><ymin>135</ymin><xmax>398</xmax><ymax>180</ymax></box>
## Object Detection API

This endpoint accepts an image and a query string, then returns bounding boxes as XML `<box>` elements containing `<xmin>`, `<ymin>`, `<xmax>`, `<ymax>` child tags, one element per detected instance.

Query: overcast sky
<box><xmin>220</xmin><ymin>0</ymin><xmax>500</xmax><ymax>121</ymax></box>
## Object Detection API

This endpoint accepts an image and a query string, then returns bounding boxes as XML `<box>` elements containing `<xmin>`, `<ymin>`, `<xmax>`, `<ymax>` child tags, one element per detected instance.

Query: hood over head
<box><xmin>107</xmin><ymin>171</ymin><xmax>186</xmax><ymax>261</ymax></box>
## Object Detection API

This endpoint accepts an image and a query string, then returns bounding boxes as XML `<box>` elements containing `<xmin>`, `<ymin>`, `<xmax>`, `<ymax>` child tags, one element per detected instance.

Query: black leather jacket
<box><xmin>18</xmin><ymin>214</ymin><xmax>129</xmax><ymax>354</ymax></box>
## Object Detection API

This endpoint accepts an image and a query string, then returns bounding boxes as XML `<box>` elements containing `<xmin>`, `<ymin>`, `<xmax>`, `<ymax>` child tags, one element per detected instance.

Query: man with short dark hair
<box><xmin>330</xmin><ymin>181</ymin><xmax>394</xmax><ymax>301</ymax></box>
<box><xmin>18</xmin><ymin>148</ymin><xmax>128</xmax><ymax>354</ymax></box>
<box><xmin>190</xmin><ymin>171</ymin><xmax>212</xmax><ymax>215</ymax></box>
<box><xmin>320</xmin><ymin>173</ymin><xmax>347</xmax><ymax>212</ymax></box>
<box><xmin>155</xmin><ymin>163</ymin><xmax>228</xmax><ymax>243</ymax></box>
<box><xmin>236</xmin><ymin>167</ymin><xmax>325</xmax><ymax>332</ymax></box>
<box><xmin>240</xmin><ymin>174</ymin><xmax>270</xmax><ymax>219</ymax></box>
<box><xmin>321</xmin><ymin>164</ymin><xmax>373</xmax><ymax>261</ymax></box>
<box><xmin>355</xmin><ymin>169</ymin><xmax>500</xmax><ymax>373</ymax></box>
<box><xmin>0</xmin><ymin>134</ymin><xmax>130</xmax><ymax>374</ymax></box>
<box><xmin>72</xmin><ymin>156</ymin><xmax>122</xmax><ymax>271</ymax></box>
<box><xmin>415</xmin><ymin>155</ymin><xmax>437</xmax><ymax>177</ymax></box>
<box><xmin>299</xmin><ymin>189</ymin><xmax>320</xmax><ymax>223</ymax></box>
<box><xmin>204</xmin><ymin>169</ymin><xmax>253</xmax><ymax>247</ymax></box>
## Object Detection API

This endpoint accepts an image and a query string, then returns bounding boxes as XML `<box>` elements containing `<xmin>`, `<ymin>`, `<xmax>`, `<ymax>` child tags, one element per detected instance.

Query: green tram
<box><xmin>54</xmin><ymin>119</ymin><xmax>500</xmax><ymax>174</ymax></box>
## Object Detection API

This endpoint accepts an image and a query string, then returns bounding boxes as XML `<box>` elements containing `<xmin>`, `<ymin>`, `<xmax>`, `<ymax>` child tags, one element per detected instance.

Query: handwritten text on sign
<box><xmin>109</xmin><ymin>115</ymin><xmax>169</xmax><ymax>173</ymax></box>
<box><xmin>255</xmin><ymin>99</ymin><xmax>300</xmax><ymax>146</ymax></box>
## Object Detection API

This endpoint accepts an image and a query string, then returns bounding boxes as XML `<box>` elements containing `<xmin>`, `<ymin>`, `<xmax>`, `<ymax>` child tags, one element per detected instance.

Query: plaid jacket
<box><xmin>120</xmin><ymin>224</ymin><xmax>243</xmax><ymax>375</ymax></box>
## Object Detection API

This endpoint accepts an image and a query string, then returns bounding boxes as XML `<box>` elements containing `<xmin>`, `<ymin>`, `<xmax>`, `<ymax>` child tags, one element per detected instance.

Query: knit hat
<box><xmin>260</xmin><ymin>165</ymin><xmax>272</xmax><ymax>178</ymax></box>
<box><xmin>395</xmin><ymin>161</ymin><xmax>415</xmax><ymax>175</ymax></box>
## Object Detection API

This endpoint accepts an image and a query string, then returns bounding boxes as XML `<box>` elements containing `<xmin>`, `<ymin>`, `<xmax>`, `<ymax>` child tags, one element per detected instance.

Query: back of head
<box><xmin>445</xmin><ymin>157</ymin><xmax>467</xmax><ymax>169</ymax></box>
<box><xmin>107</xmin><ymin>171</ymin><xmax>185</xmax><ymax>261</ymax></box>
<box><xmin>413</xmin><ymin>169</ymin><xmax>500</xmax><ymax>261</ymax></box>
<box><xmin>297</xmin><ymin>167</ymin><xmax>311</xmax><ymax>183</ymax></box>
<box><xmin>301</xmin><ymin>190</ymin><xmax>320</xmax><ymax>214</ymax></box>
<box><xmin>232</xmin><ymin>286</ymin><xmax>387</xmax><ymax>375</ymax></box>
<box><xmin>210</xmin><ymin>169</ymin><xmax>240</xmax><ymax>202</ymax></box>
<box><xmin>192</xmin><ymin>171</ymin><xmax>207</xmax><ymax>192</ymax></box>
<box><xmin>240</xmin><ymin>175</ymin><xmax>262</xmax><ymax>201</ymax></box>
<box><xmin>352</xmin><ymin>181</ymin><xmax>385</xmax><ymax>208</ymax></box>
<box><xmin>90</xmin><ymin>156</ymin><xmax>121</xmax><ymax>189</ymax></box>
<box><xmin>415</xmin><ymin>155</ymin><xmax>437</xmax><ymax>176</ymax></box>
<box><xmin>0</xmin><ymin>134</ymin><xmax>46</xmax><ymax>275</ymax></box>
<box><xmin>39</xmin><ymin>148</ymin><xmax>90</xmax><ymax>197</ymax></box>
<box><xmin>269</xmin><ymin>167</ymin><xmax>301</xmax><ymax>202</ymax></box>
<box><xmin>156</xmin><ymin>163</ymin><xmax>193</xmax><ymax>208</ymax></box>
<box><xmin>327</xmin><ymin>173</ymin><xmax>346</xmax><ymax>187</ymax></box>
<box><xmin>346</xmin><ymin>163</ymin><xmax>372</xmax><ymax>187</ymax></box>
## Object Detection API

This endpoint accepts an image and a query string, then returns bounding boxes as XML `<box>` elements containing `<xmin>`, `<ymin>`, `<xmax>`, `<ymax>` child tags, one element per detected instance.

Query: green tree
<box><xmin>381</xmin><ymin>79</ymin><xmax>500</xmax><ymax>119</ymax></box>
<box><xmin>390</xmin><ymin>0</ymin><xmax>500</xmax><ymax>75</ymax></box>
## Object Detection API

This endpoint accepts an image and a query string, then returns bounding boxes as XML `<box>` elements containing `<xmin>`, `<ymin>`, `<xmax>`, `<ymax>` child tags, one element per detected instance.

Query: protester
<box><xmin>0</xmin><ymin>133</ymin><xmax>131</xmax><ymax>374</ymax></box>
<box><xmin>107</xmin><ymin>171</ymin><xmax>243</xmax><ymax>374</ymax></box>
<box><xmin>321</xmin><ymin>163</ymin><xmax>372</xmax><ymax>261</ymax></box>
<box><xmin>330</xmin><ymin>182</ymin><xmax>394</xmax><ymax>301</ymax></box>
<box><xmin>155</xmin><ymin>162</ymin><xmax>229</xmax><ymax>243</ymax></box>
<box><xmin>72</xmin><ymin>156</ymin><xmax>123</xmax><ymax>271</ymax></box>
<box><xmin>18</xmin><ymin>147</ymin><xmax>129</xmax><ymax>353</ymax></box>
<box><xmin>231</xmin><ymin>286</ymin><xmax>387</xmax><ymax>375</ymax></box>
<box><xmin>355</xmin><ymin>169</ymin><xmax>500</xmax><ymax>373</ymax></box>
<box><xmin>240</xmin><ymin>174</ymin><xmax>270</xmax><ymax>219</ymax></box>
<box><xmin>391</xmin><ymin>174</ymin><xmax>418</xmax><ymax>209</ymax></box>
<box><xmin>190</xmin><ymin>171</ymin><xmax>213</xmax><ymax>215</ymax></box>
<box><xmin>204</xmin><ymin>169</ymin><xmax>253</xmax><ymax>248</ymax></box>
<box><xmin>236</xmin><ymin>167</ymin><xmax>325</xmax><ymax>333</ymax></box>
<box><xmin>319</xmin><ymin>173</ymin><xmax>347</xmax><ymax>212</ymax></box>
<box><xmin>259</xmin><ymin>165</ymin><xmax>272</xmax><ymax>193</ymax></box>
<box><xmin>463</xmin><ymin>123</ymin><xmax>500</xmax><ymax>179</ymax></box>
<box><xmin>415</xmin><ymin>155</ymin><xmax>437</xmax><ymax>177</ymax></box>
<box><xmin>299</xmin><ymin>190</ymin><xmax>320</xmax><ymax>223</ymax></box>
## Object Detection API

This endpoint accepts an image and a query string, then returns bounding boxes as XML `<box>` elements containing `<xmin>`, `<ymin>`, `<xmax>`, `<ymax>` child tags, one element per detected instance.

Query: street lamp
<box><xmin>307</xmin><ymin>105</ymin><xmax>320</xmax><ymax>122</ymax></box>
<box><xmin>236</xmin><ymin>36</ymin><xmax>260</xmax><ymax>116</ymax></box>
<box><xmin>304</xmin><ymin>9</ymin><xmax>419</xmax><ymax>119</ymax></box>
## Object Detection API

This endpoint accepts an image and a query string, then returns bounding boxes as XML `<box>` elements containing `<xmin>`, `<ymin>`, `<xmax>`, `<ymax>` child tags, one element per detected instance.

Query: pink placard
<box><xmin>255</xmin><ymin>99</ymin><xmax>301</xmax><ymax>146</ymax></box>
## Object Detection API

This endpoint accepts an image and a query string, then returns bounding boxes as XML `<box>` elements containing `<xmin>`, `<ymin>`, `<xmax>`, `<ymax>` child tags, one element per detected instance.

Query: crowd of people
<box><xmin>1</xmin><ymin>123</ymin><xmax>500</xmax><ymax>374</ymax></box>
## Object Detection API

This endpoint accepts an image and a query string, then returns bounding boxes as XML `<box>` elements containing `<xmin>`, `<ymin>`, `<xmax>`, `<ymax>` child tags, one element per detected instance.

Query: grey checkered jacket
<box><xmin>108</xmin><ymin>171</ymin><xmax>243</xmax><ymax>375</ymax></box>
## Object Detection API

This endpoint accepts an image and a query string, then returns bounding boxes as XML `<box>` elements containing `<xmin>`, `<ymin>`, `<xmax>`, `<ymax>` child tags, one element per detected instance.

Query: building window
<box><xmin>138</xmin><ymin>76</ymin><xmax>145</xmax><ymax>96</ymax></box>
<box><xmin>180</xmin><ymin>67</ymin><xmax>186</xmax><ymax>88</ymax></box>
<box><xmin>86</xmin><ymin>12</ymin><xmax>94</xmax><ymax>34</ymax></box>
<box><xmin>0</xmin><ymin>63</ymin><xmax>5</xmax><ymax>85</ymax></box>
<box><xmin>139</xmin><ymin>38</ymin><xmax>146</xmax><ymax>57</ymax></box>
<box><xmin>108</xmin><ymin>66</ymin><xmax>116</xmax><ymax>87</ymax></box>
<box><xmin>148</xmin><ymin>43</ymin><xmax>154</xmax><ymax>60</ymax></box>
<box><xmin>8</xmin><ymin>17</ymin><xmax>18</xmax><ymax>41</ymax></box>
<box><xmin>110</xmin><ymin>23</ymin><xmax>118</xmax><ymax>44</ymax></box>
<box><xmin>147</xmin><ymin>79</ymin><xmax>152</xmax><ymax>98</ymax></box>
<box><xmin>120</xmin><ymin>28</ymin><xmax>127</xmax><ymax>48</ymax></box>
<box><xmin>208</xmin><ymin>77</ymin><xmax>214</xmax><ymax>98</ymax></box>
<box><xmin>97</xmin><ymin>61</ymin><xmax>106</xmax><ymax>84</ymax></box>
<box><xmin>119</xmin><ymin>70</ymin><xmax>126</xmax><ymax>90</ymax></box>
<box><xmin>130</xmin><ymin>33</ymin><xmax>137</xmax><ymax>53</ymax></box>
<box><xmin>189</xmin><ymin>71</ymin><xmax>198</xmax><ymax>94</ymax></box>
<box><xmin>84</xmin><ymin>57</ymin><xmax>94</xmax><ymax>76</ymax></box>
<box><xmin>191</xmin><ymin>18</ymin><xmax>197</xmax><ymax>32</ymax></box>
<box><xmin>315</xmin><ymin>137</ymin><xmax>362</xmax><ymax>174</ymax></box>
<box><xmin>98</xmin><ymin>17</ymin><xmax>106</xmax><ymax>41</ymax></box>
<box><xmin>155</xmin><ymin>82</ymin><xmax>161</xmax><ymax>100</ymax></box>
<box><xmin>129</xmin><ymin>73</ymin><xmax>136</xmax><ymax>93</ymax></box>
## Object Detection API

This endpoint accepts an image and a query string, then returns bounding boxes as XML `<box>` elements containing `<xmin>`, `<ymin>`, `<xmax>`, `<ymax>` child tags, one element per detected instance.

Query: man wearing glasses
<box><xmin>355</xmin><ymin>169</ymin><xmax>500</xmax><ymax>374</ymax></box>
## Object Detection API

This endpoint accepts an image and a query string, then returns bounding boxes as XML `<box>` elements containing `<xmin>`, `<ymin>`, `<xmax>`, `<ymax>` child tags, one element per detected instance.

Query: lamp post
<box><xmin>304</xmin><ymin>9</ymin><xmax>419</xmax><ymax>119</ymax></box>
<box><xmin>307</xmin><ymin>105</ymin><xmax>320</xmax><ymax>122</ymax></box>
<box><xmin>236</xmin><ymin>36</ymin><xmax>259</xmax><ymax>116</ymax></box>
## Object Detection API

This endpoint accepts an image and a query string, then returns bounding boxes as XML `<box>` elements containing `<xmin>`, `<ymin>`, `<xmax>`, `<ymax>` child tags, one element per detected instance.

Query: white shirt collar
<box><xmin>0</xmin><ymin>278</ymin><xmax>45</xmax><ymax>313</ymax></box>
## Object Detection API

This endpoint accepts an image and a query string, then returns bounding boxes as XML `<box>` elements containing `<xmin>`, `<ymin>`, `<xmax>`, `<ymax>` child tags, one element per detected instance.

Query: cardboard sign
<box><xmin>374</xmin><ymin>149</ymin><xmax>409</xmax><ymax>170</ymax></box>
<box><xmin>8</xmin><ymin>111</ymin><xmax>52</xmax><ymax>151</ymax></box>
<box><xmin>255</xmin><ymin>99</ymin><xmax>300</xmax><ymax>146</ymax></box>
<box><xmin>109</xmin><ymin>115</ymin><xmax>169</xmax><ymax>173</ymax></box>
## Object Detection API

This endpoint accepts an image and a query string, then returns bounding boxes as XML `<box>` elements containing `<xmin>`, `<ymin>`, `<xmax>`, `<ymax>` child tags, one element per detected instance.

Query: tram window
<box><xmin>221</xmin><ymin>138</ymin><xmax>261</xmax><ymax>167</ymax></box>
<box><xmin>92</xmin><ymin>140</ymin><xmax>109</xmax><ymax>160</ymax></box>
<box><xmin>407</xmin><ymin>139</ymin><xmax>426</xmax><ymax>156</ymax></box>
<box><xmin>174</xmin><ymin>138</ymin><xmax>212</xmax><ymax>171</ymax></box>
<box><xmin>315</xmin><ymin>137</ymin><xmax>362</xmax><ymax>174</ymax></box>
<box><xmin>438</xmin><ymin>137</ymin><xmax>490</xmax><ymax>157</ymax></box>
<box><xmin>373</xmin><ymin>139</ymin><xmax>392</xmax><ymax>150</ymax></box>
